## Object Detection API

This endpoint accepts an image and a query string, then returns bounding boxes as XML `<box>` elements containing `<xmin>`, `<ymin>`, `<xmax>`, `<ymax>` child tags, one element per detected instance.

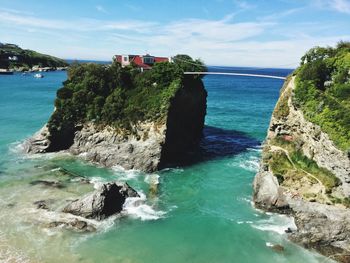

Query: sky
<box><xmin>0</xmin><ymin>0</ymin><xmax>350</xmax><ymax>67</ymax></box>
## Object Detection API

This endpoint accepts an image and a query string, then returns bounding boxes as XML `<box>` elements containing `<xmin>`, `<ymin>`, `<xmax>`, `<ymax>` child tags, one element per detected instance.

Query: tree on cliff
<box><xmin>294</xmin><ymin>41</ymin><xmax>350</xmax><ymax>151</ymax></box>
<box><xmin>47</xmin><ymin>55</ymin><xmax>206</xmax><ymax>147</ymax></box>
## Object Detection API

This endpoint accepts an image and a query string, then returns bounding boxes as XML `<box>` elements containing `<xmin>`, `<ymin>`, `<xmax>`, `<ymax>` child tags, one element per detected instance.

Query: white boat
<box><xmin>34</xmin><ymin>73</ymin><xmax>44</xmax><ymax>78</ymax></box>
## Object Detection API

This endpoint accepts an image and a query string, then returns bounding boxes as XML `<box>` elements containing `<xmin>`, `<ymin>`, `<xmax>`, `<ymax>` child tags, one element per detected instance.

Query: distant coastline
<box><xmin>0</xmin><ymin>42</ymin><xmax>68</xmax><ymax>73</ymax></box>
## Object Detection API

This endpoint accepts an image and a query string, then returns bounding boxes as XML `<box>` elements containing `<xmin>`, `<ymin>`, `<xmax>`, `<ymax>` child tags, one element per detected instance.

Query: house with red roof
<box><xmin>113</xmin><ymin>54</ymin><xmax>170</xmax><ymax>71</ymax></box>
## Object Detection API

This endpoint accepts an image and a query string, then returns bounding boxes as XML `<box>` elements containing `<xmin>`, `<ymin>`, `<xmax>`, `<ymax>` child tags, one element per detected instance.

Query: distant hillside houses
<box><xmin>8</xmin><ymin>55</ymin><xmax>18</xmax><ymax>61</ymax></box>
<box><xmin>113</xmin><ymin>54</ymin><xmax>172</xmax><ymax>71</ymax></box>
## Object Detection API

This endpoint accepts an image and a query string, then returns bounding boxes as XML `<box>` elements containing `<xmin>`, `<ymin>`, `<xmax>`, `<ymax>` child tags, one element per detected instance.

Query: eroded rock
<box><xmin>62</xmin><ymin>182</ymin><xmax>139</xmax><ymax>220</ymax></box>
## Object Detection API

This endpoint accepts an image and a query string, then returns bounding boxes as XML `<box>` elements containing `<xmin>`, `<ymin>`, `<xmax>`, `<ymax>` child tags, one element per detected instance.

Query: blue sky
<box><xmin>0</xmin><ymin>0</ymin><xmax>350</xmax><ymax>67</ymax></box>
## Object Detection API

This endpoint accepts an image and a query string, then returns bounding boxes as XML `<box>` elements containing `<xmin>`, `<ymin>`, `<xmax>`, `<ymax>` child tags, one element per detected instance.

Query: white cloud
<box><xmin>0</xmin><ymin>8</ymin><xmax>349</xmax><ymax>67</ymax></box>
<box><xmin>0</xmin><ymin>10</ymin><xmax>155</xmax><ymax>32</ymax></box>
<box><xmin>96</xmin><ymin>5</ymin><xmax>108</xmax><ymax>14</ymax></box>
<box><xmin>331</xmin><ymin>0</ymin><xmax>350</xmax><ymax>13</ymax></box>
<box><xmin>313</xmin><ymin>0</ymin><xmax>350</xmax><ymax>14</ymax></box>
<box><xmin>233</xmin><ymin>0</ymin><xmax>256</xmax><ymax>10</ymax></box>
<box><xmin>259</xmin><ymin>8</ymin><xmax>303</xmax><ymax>21</ymax></box>
<box><xmin>125</xmin><ymin>3</ymin><xmax>141</xmax><ymax>12</ymax></box>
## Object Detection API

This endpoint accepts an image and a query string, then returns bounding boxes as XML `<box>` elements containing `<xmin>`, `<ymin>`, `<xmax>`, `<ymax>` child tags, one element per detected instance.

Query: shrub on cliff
<box><xmin>294</xmin><ymin>42</ymin><xmax>350</xmax><ymax>151</ymax></box>
<box><xmin>47</xmin><ymin>55</ymin><xmax>205</xmax><ymax>144</ymax></box>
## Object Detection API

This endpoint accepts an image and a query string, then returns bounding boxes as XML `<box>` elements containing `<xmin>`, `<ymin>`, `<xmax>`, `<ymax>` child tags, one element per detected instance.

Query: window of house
<box><xmin>123</xmin><ymin>56</ymin><xmax>128</xmax><ymax>62</ymax></box>
<box><xmin>143</xmin><ymin>57</ymin><xmax>154</xmax><ymax>64</ymax></box>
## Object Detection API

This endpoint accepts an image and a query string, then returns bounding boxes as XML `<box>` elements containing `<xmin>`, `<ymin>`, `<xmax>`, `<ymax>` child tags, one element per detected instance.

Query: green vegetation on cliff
<box><xmin>47</xmin><ymin>55</ymin><xmax>205</xmax><ymax>148</ymax></box>
<box><xmin>267</xmin><ymin>136</ymin><xmax>340</xmax><ymax>193</ymax></box>
<box><xmin>0</xmin><ymin>43</ymin><xmax>68</xmax><ymax>69</ymax></box>
<box><xmin>293</xmin><ymin>42</ymin><xmax>350</xmax><ymax>151</ymax></box>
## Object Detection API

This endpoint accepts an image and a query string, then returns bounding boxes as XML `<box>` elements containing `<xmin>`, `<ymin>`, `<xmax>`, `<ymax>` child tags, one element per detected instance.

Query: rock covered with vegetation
<box><xmin>254</xmin><ymin>42</ymin><xmax>350</xmax><ymax>262</ymax></box>
<box><xmin>0</xmin><ymin>43</ymin><xmax>68</xmax><ymax>70</ymax></box>
<box><xmin>25</xmin><ymin>55</ymin><xmax>207</xmax><ymax>172</ymax></box>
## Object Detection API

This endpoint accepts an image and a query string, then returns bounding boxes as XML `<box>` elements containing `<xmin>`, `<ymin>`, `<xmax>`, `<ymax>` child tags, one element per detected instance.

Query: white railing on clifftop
<box><xmin>183</xmin><ymin>72</ymin><xmax>286</xmax><ymax>80</ymax></box>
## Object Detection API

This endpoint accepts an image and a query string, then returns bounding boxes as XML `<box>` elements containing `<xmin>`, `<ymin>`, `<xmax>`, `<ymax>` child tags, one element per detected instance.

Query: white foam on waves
<box><xmin>112</xmin><ymin>165</ymin><xmax>142</xmax><ymax>181</ymax></box>
<box><xmin>144</xmin><ymin>174</ymin><xmax>160</xmax><ymax>185</ymax></box>
<box><xmin>123</xmin><ymin>191</ymin><xmax>166</xmax><ymax>221</ymax></box>
<box><xmin>239</xmin><ymin>155</ymin><xmax>260</xmax><ymax>172</ymax></box>
<box><xmin>89</xmin><ymin>177</ymin><xmax>106</xmax><ymax>189</ymax></box>
<box><xmin>265</xmin><ymin>242</ymin><xmax>274</xmax><ymax>247</ymax></box>
<box><xmin>252</xmin><ymin>214</ymin><xmax>297</xmax><ymax>235</ymax></box>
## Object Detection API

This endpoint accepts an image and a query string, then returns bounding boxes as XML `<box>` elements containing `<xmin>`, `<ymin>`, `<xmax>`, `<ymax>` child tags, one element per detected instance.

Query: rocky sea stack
<box><xmin>25</xmin><ymin>55</ymin><xmax>207</xmax><ymax>172</ymax></box>
<box><xmin>254</xmin><ymin>43</ymin><xmax>350</xmax><ymax>262</ymax></box>
<box><xmin>63</xmin><ymin>182</ymin><xmax>139</xmax><ymax>220</ymax></box>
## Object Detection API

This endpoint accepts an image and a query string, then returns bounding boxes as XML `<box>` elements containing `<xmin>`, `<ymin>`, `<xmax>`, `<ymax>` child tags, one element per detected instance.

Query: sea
<box><xmin>0</xmin><ymin>66</ymin><xmax>333</xmax><ymax>263</ymax></box>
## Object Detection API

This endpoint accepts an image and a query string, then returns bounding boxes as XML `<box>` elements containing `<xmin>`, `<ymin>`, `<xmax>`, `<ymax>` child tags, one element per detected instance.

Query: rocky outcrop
<box><xmin>25</xmin><ymin>126</ymin><xmax>51</xmax><ymax>153</ymax></box>
<box><xmin>24</xmin><ymin>78</ymin><xmax>207</xmax><ymax>172</ymax></box>
<box><xmin>266</xmin><ymin>78</ymin><xmax>350</xmax><ymax>196</ymax></box>
<box><xmin>70</xmin><ymin>122</ymin><xmax>166</xmax><ymax>171</ymax></box>
<box><xmin>289</xmin><ymin>201</ymin><xmax>350</xmax><ymax>263</ymax></box>
<box><xmin>63</xmin><ymin>182</ymin><xmax>139</xmax><ymax>220</ymax></box>
<box><xmin>254</xmin><ymin>77</ymin><xmax>350</xmax><ymax>262</ymax></box>
<box><xmin>253</xmin><ymin>169</ymin><xmax>289</xmax><ymax>212</ymax></box>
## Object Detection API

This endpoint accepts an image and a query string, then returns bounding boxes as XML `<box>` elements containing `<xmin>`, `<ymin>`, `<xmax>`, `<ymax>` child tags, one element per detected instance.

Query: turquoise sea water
<box><xmin>0</xmin><ymin>70</ymin><xmax>332</xmax><ymax>262</ymax></box>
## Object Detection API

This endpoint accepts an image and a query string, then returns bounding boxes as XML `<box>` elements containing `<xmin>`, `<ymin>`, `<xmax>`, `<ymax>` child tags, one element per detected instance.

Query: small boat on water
<box><xmin>0</xmin><ymin>69</ymin><xmax>14</xmax><ymax>75</ymax></box>
<box><xmin>34</xmin><ymin>73</ymin><xmax>44</xmax><ymax>78</ymax></box>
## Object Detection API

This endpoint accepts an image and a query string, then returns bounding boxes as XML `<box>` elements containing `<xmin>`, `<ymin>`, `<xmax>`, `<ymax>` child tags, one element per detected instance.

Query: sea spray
<box><xmin>123</xmin><ymin>191</ymin><xmax>166</xmax><ymax>221</ymax></box>
<box><xmin>252</xmin><ymin>213</ymin><xmax>297</xmax><ymax>235</ymax></box>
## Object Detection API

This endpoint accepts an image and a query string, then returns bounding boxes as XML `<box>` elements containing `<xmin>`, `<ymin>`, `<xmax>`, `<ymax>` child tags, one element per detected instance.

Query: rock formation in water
<box><xmin>254</xmin><ymin>43</ymin><xmax>350</xmax><ymax>262</ymax></box>
<box><xmin>63</xmin><ymin>182</ymin><xmax>139</xmax><ymax>220</ymax></box>
<box><xmin>25</xmin><ymin>55</ymin><xmax>207</xmax><ymax>172</ymax></box>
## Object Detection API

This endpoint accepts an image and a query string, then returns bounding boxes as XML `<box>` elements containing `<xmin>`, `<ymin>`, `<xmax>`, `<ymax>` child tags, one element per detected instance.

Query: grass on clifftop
<box><xmin>293</xmin><ymin>41</ymin><xmax>350</xmax><ymax>151</ymax></box>
<box><xmin>48</xmin><ymin>55</ymin><xmax>206</xmax><ymax>137</ymax></box>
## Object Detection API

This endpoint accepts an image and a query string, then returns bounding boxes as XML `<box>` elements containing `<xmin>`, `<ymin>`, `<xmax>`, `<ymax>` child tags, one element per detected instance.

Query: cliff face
<box><xmin>254</xmin><ymin>77</ymin><xmax>350</xmax><ymax>262</ymax></box>
<box><xmin>25</xmin><ymin>76</ymin><xmax>207</xmax><ymax>172</ymax></box>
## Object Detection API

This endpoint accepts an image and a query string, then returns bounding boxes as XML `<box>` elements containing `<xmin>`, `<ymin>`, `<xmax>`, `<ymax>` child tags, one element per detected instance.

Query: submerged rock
<box><xmin>33</xmin><ymin>200</ymin><xmax>49</xmax><ymax>210</ymax></box>
<box><xmin>46</xmin><ymin>219</ymin><xmax>96</xmax><ymax>232</ymax></box>
<box><xmin>270</xmin><ymin>244</ymin><xmax>285</xmax><ymax>253</ymax></box>
<box><xmin>62</xmin><ymin>182</ymin><xmax>139</xmax><ymax>220</ymax></box>
<box><xmin>30</xmin><ymin>180</ymin><xmax>65</xmax><ymax>189</ymax></box>
<box><xmin>33</xmin><ymin>199</ymin><xmax>56</xmax><ymax>210</ymax></box>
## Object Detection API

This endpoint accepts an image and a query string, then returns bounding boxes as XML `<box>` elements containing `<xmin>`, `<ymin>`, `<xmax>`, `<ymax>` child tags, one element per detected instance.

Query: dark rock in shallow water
<box><xmin>271</xmin><ymin>244</ymin><xmax>285</xmax><ymax>253</ymax></box>
<box><xmin>30</xmin><ymin>180</ymin><xmax>65</xmax><ymax>189</ymax></box>
<box><xmin>47</xmin><ymin>219</ymin><xmax>96</xmax><ymax>232</ymax></box>
<box><xmin>62</xmin><ymin>182</ymin><xmax>139</xmax><ymax>220</ymax></box>
<box><xmin>285</xmin><ymin>227</ymin><xmax>293</xmax><ymax>233</ymax></box>
<box><xmin>34</xmin><ymin>200</ymin><xmax>49</xmax><ymax>209</ymax></box>
<box><xmin>34</xmin><ymin>199</ymin><xmax>56</xmax><ymax>210</ymax></box>
<box><xmin>70</xmin><ymin>177</ymin><xmax>90</xmax><ymax>184</ymax></box>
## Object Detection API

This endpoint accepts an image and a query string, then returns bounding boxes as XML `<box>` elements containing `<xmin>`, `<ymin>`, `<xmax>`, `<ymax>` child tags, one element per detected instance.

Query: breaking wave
<box><xmin>252</xmin><ymin>214</ymin><xmax>297</xmax><ymax>235</ymax></box>
<box><xmin>112</xmin><ymin>165</ymin><xmax>142</xmax><ymax>181</ymax></box>
<box><xmin>123</xmin><ymin>192</ymin><xmax>166</xmax><ymax>221</ymax></box>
